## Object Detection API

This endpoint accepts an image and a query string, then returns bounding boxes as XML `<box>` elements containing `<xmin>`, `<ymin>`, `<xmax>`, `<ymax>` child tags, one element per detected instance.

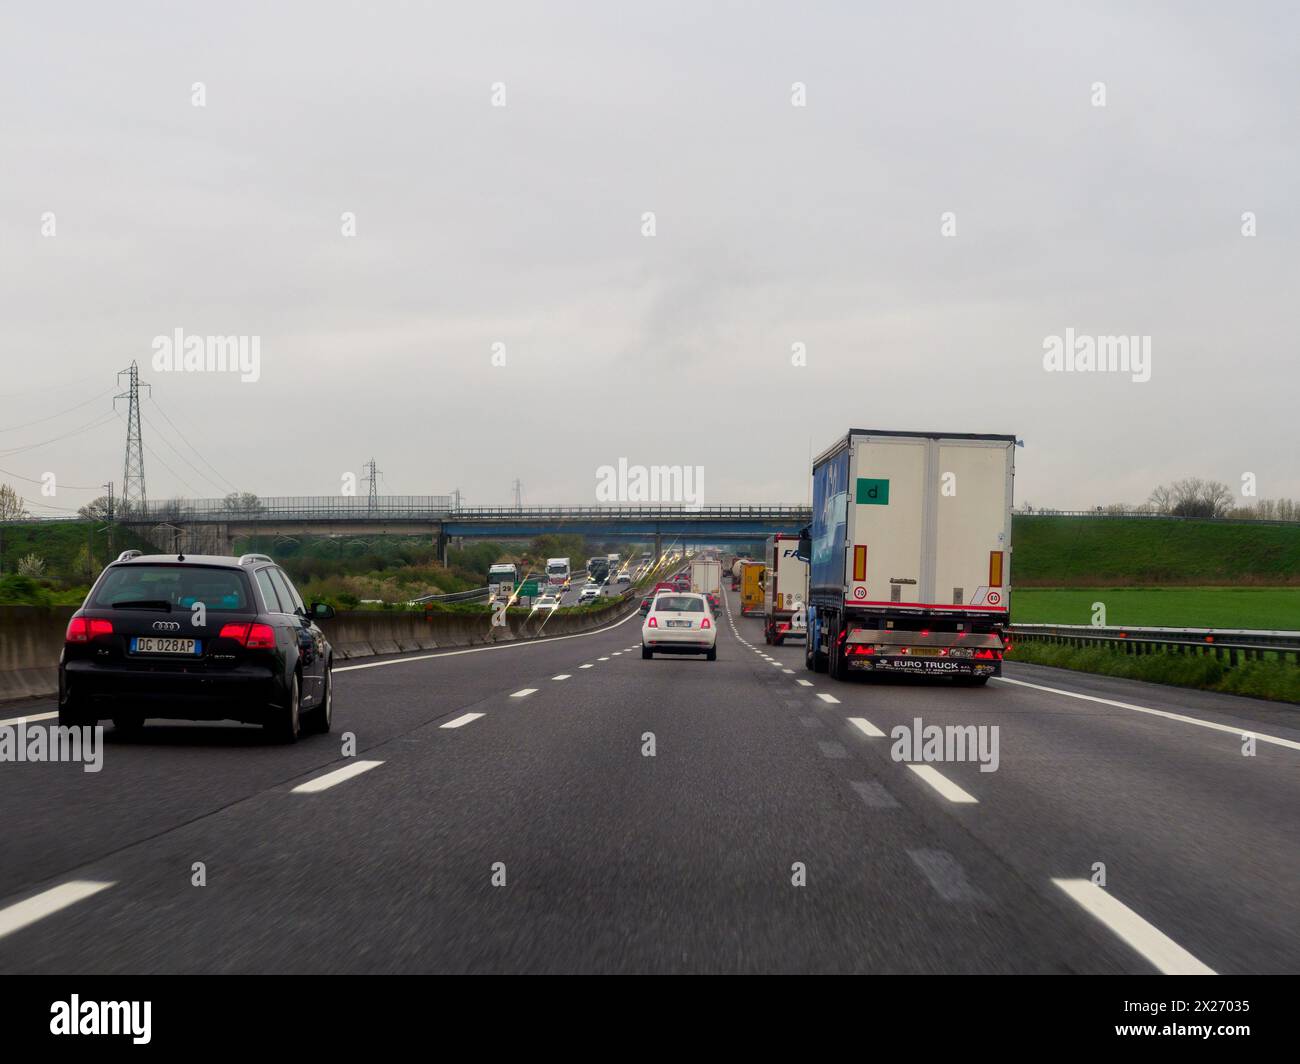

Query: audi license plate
<box><xmin>131</xmin><ymin>637</ymin><xmax>200</xmax><ymax>655</ymax></box>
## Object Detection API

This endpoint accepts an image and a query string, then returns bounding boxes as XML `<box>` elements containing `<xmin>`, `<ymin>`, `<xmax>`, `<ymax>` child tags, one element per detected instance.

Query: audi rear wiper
<box><xmin>110</xmin><ymin>600</ymin><xmax>173</xmax><ymax>611</ymax></box>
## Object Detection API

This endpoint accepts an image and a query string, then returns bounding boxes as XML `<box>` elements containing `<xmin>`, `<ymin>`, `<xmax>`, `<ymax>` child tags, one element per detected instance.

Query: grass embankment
<box><xmin>1006</xmin><ymin>641</ymin><xmax>1300</xmax><ymax>704</ymax></box>
<box><xmin>1013</xmin><ymin>516</ymin><xmax>1300</xmax><ymax>586</ymax></box>
<box><xmin>0</xmin><ymin>522</ymin><xmax>157</xmax><ymax>605</ymax></box>
<box><xmin>1012</xmin><ymin>588</ymin><xmax>1300</xmax><ymax>630</ymax></box>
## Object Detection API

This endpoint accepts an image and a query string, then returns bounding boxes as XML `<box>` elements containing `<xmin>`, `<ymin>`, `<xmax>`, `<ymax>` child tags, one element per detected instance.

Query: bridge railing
<box><xmin>112</xmin><ymin>501</ymin><xmax>812</xmax><ymax>523</ymax></box>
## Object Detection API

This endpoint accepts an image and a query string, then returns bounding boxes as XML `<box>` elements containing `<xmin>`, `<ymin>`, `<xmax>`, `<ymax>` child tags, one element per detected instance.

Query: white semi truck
<box><xmin>546</xmin><ymin>557</ymin><xmax>571</xmax><ymax>589</ymax></box>
<box><xmin>763</xmin><ymin>533</ymin><xmax>808</xmax><ymax>645</ymax></box>
<box><xmin>689</xmin><ymin>556</ymin><xmax>722</xmax><ymax>597</ymax></box>
<box><xmin>805</xmin><ymin>429</ymin><xmax>1015</xmax><ymax>684</ymax></box>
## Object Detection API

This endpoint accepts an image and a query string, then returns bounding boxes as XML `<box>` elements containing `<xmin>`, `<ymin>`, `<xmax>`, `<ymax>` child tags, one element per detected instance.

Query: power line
<box><xmin>0</xmin><ymin>410</ymin><xmax>118</xmax><ymax>457</ymax></box>
<box><xmin>0</xmin><ymin>386</ymin><xmax>116</xmax><ymax>434</ymax></box>
<box><xmin>141</xmin><ymin>409</ymin><xmax>233</xmax><ymax>495</ymax></box>
<box><xmin>146</xmin><ymin>395</ymin><xmax>240</xmax><ymax>493</ymax></box>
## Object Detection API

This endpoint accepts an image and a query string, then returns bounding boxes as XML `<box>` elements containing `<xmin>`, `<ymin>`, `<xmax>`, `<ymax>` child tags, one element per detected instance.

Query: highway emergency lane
<box><xmin>732</xmin><ymin>607</ymin><xmax>1300</xmax><ymax>974</ymax></box>
<box><xmin>0</xmin><ymin>596</ymin><xmax>1135</xmax><ymax>974</ymax></box>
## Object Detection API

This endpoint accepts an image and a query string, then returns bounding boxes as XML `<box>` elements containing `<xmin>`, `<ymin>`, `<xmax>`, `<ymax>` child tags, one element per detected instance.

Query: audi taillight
<box><xmin>66</xmin><ymin>617</ymin><xmax>113</xmax><ymax>643</ymax></box>
<box><xmin>219</xmin><ymin>622</ymin><xmax>276</xmax><ymax>648</ymax></box>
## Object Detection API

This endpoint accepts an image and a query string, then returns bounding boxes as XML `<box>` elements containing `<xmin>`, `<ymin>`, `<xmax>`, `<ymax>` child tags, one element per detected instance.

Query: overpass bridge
<box><xmin>121</xmin><ymin>497</ymin><xmax>811</xmax><ymax>560</ymax></box>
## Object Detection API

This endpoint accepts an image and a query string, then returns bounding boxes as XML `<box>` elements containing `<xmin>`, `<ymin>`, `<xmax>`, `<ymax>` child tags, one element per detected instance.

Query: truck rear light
<box><xmin>973</xmin><ymin>648</ymin><xmax>1003</xmax><ymax>660</ymax></box>
<box><xmin>66</xmin><ymin>617</ymin><xmax>113</xmax><ymax>643</ymax></box>
<box><xmin>219</xmin><ymin>622</ymin><xmax>277</xmax><ymax>648</ymax></box>
<box><xmin>847</xmin><ymin>644</ymin><xmax>874</xmax><ymax>655</ymax></box>
<box><xmin>852</xmin><ymin>545</ymin><xmax>867</xmax><ymax>582</ymax></box>
<box><xmin>989</xmin><ymin>551</ymin><xmax>1004</xmax><ymax>588</ymax></box>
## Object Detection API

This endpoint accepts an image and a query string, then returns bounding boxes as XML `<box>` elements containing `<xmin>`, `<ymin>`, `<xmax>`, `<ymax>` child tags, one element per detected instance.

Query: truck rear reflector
<box><xmin>989</xmin><ymin>551</ymin><xmax>1004</xmax><ymax>588</ymax></box>
<box><xmin>853</xmin><ymin>545</ymin><xmax>868</xmax><ymax>583</ymax></box>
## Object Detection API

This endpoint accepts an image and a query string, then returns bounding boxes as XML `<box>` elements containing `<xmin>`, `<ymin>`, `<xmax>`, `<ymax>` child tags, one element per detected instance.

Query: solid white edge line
<box><xmin>441</xmin><ymin>712</ymin><xmax>485</xmax><ymax>729</ymax></box>
<box><xmin>905</xmin><ymin>763</ymin><xmax>978</xmax><ymax>804</ymax></box>
<box><xmin>0</xmin><ymin>711</ymin><xmax>59</xmax><ymax>727</ymax></box>
<box><xmin>995</xmin><ymin>676</ymin><xmax>1300</xmax><ymax>752</ymax></box>
<box><xmin>1051</xmin><ymin>878</ymin><xmax>1216</xmax><ymax>975</ymax></box>
<box><xmin>848</xmin><ymin>717</ymin><xmax>886</xmax><ymax>738</ymax></box>
<box><xmin>0</xmin><ymin>881</ymin><xmax>115</xmax><ymax>941</ymax></box>
<box><xmin>291</xmin><ymin>760</ymin><xmax>384</xmax><ymax>794</ymax></box>
<box><xmin>335</xmin><ymin>602</ymin><xmax>642</xmax><ymax>673</ymax></box>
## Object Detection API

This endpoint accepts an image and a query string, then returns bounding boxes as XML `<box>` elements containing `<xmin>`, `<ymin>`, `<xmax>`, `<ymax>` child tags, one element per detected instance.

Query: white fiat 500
<box><xmin>642</xmin><ymin>592</ymin><xmax>717</xmax><ymax>660</ymax></box>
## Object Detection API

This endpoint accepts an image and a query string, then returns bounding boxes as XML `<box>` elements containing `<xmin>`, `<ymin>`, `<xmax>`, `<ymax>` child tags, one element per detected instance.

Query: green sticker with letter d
<box><xmin>856</xmin><ymin>478</ymin><xmax>890</xmax><ymax>505</ymax></box>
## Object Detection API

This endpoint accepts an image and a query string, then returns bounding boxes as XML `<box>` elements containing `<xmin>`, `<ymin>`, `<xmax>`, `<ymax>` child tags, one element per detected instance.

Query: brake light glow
<box><xmin>647</xmin><ymin>616</ymin><xmax>658</xmax><ymax>628</ymax></box>
<box><xmin>66</xmin><ymin>617</ymin><xmax>113</xmax><ymax>643</ymax></box>
<box><xmin>700</xmin><ymin>617</ymin><xmax>711</xmax><ymax>629</ymax></box>
<box><xmin>219</xmin><ymin>622</ymin><xmax>277</xmax><ymax>648</ymax></box>
<box><xmin>973</xmin><ymin>648</ymin><xmax>1003</xmax><ymax>660</ymax></box>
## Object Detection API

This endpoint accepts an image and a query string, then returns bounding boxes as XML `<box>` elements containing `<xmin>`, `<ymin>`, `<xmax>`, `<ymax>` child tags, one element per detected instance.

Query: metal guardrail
<box><xmin>407</xmin><ymin>586</ymin><xmax>490</xmax><ymax>604</ymax></box>
<box><xmin>1008</xmin><ymin>624</ymin><xmax>1300</xmax><ymax>666</ymax></box>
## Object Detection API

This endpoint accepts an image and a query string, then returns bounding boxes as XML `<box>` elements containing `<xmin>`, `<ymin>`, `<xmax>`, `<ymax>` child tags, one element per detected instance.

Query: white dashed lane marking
<box><xmin>552</xmin><ymin>674</ymin><xmax>571</xmax><ymax>680</ymax></box>
<box><xmin>292</xmin><ymin>760</ymin><xmax>384</xmax><ymax>794</ymax></box>
<box><xmin>796</xmin><ymin>679</ymin><xmax>814</xmax><ymax>687</ymax></box>
<box><xmin>0</xmin><ymin>881</ymin><xmax>115</xmax><ymax>941</ymax></box>
<box><xmin>1052</xmin><ymin>879</ymin><xmax>1217</xmax><ymax>975</ymax></box>
<box><xmin>905</xmin><ymin>764</ymin><xmax>978</xmax><ymax>804</ymax></box>
<box><xmin>848</xmin><ymin>717</ymin><xmax>886</xmax><ymax>738</ymax></box>
<box><xmin>816</xmin><ymin>693</ymin><xmax>840</xmax><ymax>704</ymax></box>
<box><xmin>510</xmin><ymin>688</ymin><xmax>538</xmax><ymax>698</ymax></box>
<box><xmin>441</xmin><ymin>713</ymin><xmax>485</xmax><ymax>729</ymax></box>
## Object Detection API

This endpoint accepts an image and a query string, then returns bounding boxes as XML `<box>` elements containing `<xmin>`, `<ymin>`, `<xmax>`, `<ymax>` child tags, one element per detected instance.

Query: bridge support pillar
<box><xmin>435</xmin><ymin>527</ymin><xmax>449</xmax><ymax>566</ymax></box>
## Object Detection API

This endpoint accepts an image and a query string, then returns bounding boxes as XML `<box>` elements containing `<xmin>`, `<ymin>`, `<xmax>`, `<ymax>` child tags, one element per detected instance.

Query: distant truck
<box><xmin>689</xmin><ymin>556</ymin><xmax>722</xmax><ymax>597</ymax></box>
<box><xmin>606</xmin><ymin>553</ymin><xmax>621</xmax><ymax>578</ymax></box>
<box><xmin>587</xmin><ymin>556</ymin><xmax>609</xmax><ymax>582</ymax></box>
<box><xmin>546</xmin><ymin>556</ymin><xmax>571</xmax><ymax>589</ymax></box>
<box><xmin>738</xmin><ymin>560</ymin><xmax>765</xmax><ymax>615</ymax></box>
<box><xmin>488</xmin><ymin>563</ymin><xmax>519</xmax><ymax>605</ymax></box>
<box><xmin>763</xmin><ymin>533</ymin><xmax>808</xmax><ymax>645</ymax></box>
<box><xmin>806</xmin><ymin>428</ymin><xmax>1015</xmax><ymax>684</ymax></box>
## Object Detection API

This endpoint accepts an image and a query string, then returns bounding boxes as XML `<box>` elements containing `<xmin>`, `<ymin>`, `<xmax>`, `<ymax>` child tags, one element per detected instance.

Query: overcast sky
<box><xmin>2</xmin><ymin>1</ymin><xmax>1297</xmax><ymax>516</ymax></box>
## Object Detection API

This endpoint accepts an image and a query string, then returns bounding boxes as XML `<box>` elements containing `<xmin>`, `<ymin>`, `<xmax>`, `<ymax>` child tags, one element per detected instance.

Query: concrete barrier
<box><xmin>0</xmin><ymin>595</ymin><xmax>639</xmax><ymax>704</ymax></box>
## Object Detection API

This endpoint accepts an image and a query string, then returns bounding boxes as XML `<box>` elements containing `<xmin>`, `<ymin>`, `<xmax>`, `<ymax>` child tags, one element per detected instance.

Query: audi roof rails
<box><xmin>238</xmin><ymin>553</ymin><xmax>274</xmax><ymax>565</ymax></box>
<box><xmin>116</xmin><ymin>550</ymin><xmax>143</xmax><ymax>562</ymax></box>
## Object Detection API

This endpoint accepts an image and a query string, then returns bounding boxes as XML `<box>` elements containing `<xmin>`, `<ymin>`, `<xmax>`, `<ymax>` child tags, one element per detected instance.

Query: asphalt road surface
<box><xmin>1</xmin><ymin>587</ymin><xmax>1295</xmax><ymax>973</ymax></box>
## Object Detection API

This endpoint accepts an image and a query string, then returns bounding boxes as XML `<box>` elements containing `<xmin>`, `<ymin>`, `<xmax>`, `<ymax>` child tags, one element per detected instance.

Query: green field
<box><xmin>1012</xmin><ymin>588</ymin><xmax>1300</xmax><ymax>631</ymax></box>
<box><xmin>1012</xmin><ymin>516</ymin><xmax>1300</xmax><ymax>586</ymax></box>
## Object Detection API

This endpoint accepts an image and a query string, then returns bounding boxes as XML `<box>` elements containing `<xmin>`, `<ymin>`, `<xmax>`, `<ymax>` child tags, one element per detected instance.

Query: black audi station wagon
<box><xmin>59</xmin><ymin>551</ymin><xmax>335</xmax><ymax>741</ymax></box>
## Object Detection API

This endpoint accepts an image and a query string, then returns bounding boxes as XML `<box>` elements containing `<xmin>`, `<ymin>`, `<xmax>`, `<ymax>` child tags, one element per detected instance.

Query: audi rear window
<box><xmin>90</xmin><ymin>565</ymin><xmax>252</xmax><ymax>612</ymax></box>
